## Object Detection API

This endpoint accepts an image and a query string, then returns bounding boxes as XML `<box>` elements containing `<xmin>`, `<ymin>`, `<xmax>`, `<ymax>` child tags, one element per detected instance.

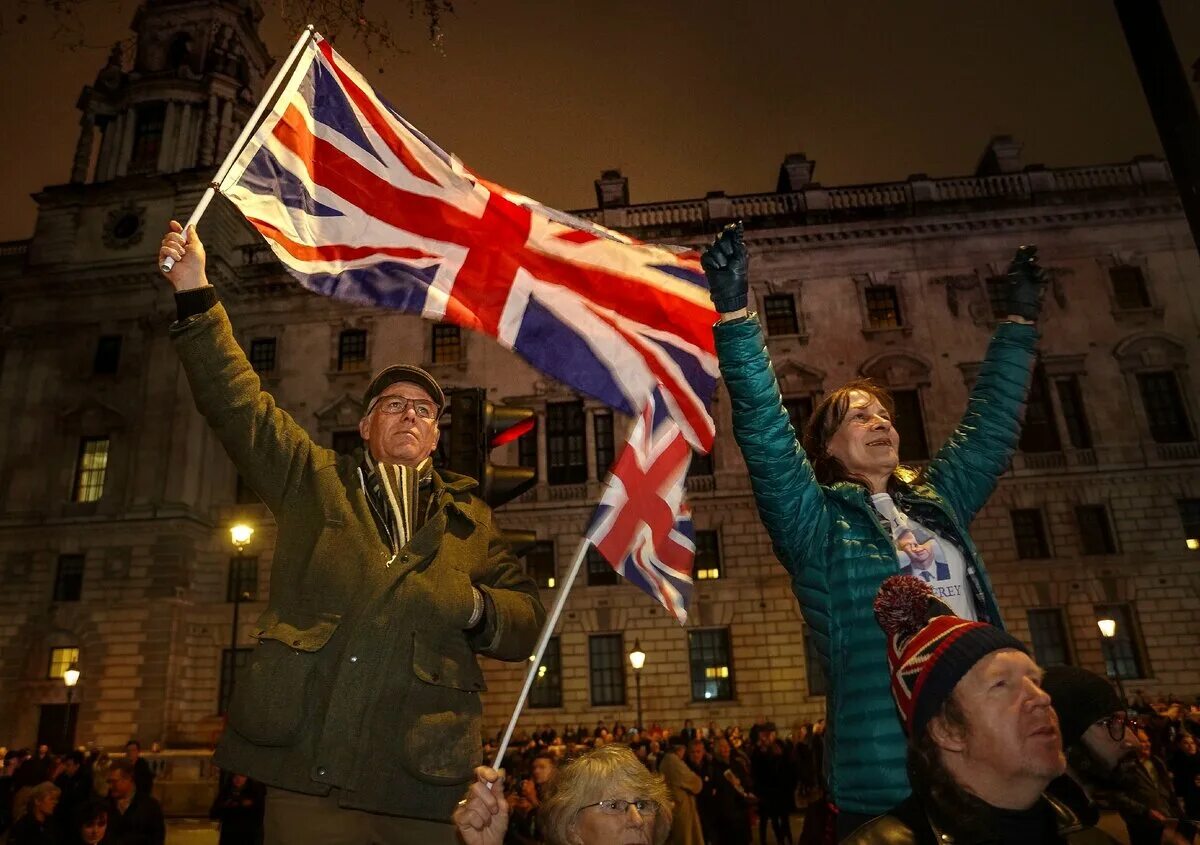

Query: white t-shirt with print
<box><xmin>869</xmin><ymin>493</ymin><xmax>977</xmax><ymax>621</ymax></box>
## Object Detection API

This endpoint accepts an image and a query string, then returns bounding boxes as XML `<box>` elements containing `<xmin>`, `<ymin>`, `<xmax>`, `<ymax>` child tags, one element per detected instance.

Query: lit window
<box><xmin>689</xmin><ymin>628</ymin><xmax>734</xmax><ymax>702</ymax></box>
<box><xmin>48</xmin><ymin>647</ymin><xmax>80</xmax><ymax>680</ymax></box>
<box><xmin>694</xmin><ymin>531</ymin><xmax>721</xmax><ymax>580</ymax></box>
<box><xmin>72</xmin><ymin>437</ymin><xmax>110</xmax><ymax>503</ymax></box>
<box><xmin>865</xmin><ymin>286</ymin><xmax>902</xmax><ymax>329</ymax></box>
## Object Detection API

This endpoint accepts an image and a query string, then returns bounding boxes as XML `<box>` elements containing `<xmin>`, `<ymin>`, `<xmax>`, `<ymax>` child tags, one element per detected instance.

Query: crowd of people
<box><xmin>0</xmin><ymin>739</ymin><xmax>265</xmax><ymax>845</ymax></box>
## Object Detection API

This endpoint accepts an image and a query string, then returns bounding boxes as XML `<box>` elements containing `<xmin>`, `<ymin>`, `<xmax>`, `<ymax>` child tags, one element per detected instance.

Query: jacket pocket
<box><xmin>229</xmin><ymin>611</ymin><xmax>341</xmax><ymax>748</ymax></box>
<box><xmin>397</xmin><ymin>634</ymin><xmax>485</xmax><ymax>785</ymax></box>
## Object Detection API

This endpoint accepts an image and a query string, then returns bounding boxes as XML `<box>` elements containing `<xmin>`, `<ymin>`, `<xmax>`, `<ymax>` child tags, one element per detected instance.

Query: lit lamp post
<box><xmin>628</xmin><ymin>640</ymin><xmax>646</xmax><ymax>733</ymax></box>
<box><xmin>62</xmin><ymin>660</ymin><xmax>80</xmax><ymax>751</ymax></box>
<box><xmin>1097</xmin><ymin>617</ymin><xmax>1127</xmax><ymax>706</ymax></box>
<box><xmin>229</xmin><ymin>523</ymin><xmax>255</xmax><ymax>701</ymax></box>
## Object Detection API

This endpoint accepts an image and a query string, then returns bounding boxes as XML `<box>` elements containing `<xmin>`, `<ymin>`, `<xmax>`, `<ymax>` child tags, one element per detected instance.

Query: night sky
<box><xmin>1</xmin><ymin>0</ymin><xmax>1199</xmax><ymax>242</ymax></box>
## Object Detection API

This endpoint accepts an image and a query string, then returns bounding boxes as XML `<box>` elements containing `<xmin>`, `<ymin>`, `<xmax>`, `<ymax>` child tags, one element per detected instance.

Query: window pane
<box><xmin>1019</xmin><ymin>364</ymin><xmax>1062</xmax><ymax>454</ymax></box>
<box><xmin>338</xmin><ymin>329</ymin><xmax>368</xmax><ymax>371</ymax></box>
<box><xmin>226</xmin><ymin>556</ymin><xmax>258</xmax><ymax>602</ymax></box>
<box><xmin>1011</xmin><ymin>509</ymin><xmax>1050</xmax><ymax>559</ymax></box>
<box><xmin>432</xmin><ymin>324</ymin><xmax>462</xmax><ymax>364</ymax></box>
<box><xmin>219</xmin><ymin>648</ymin><xmax>253</xmax><ymax>715</ymax></box>
<box><xmin>803</xmin><ymin>627</ymin><xmax>827</xmax><ymax>696</ymax></box>
<box><xmin>1094</xmin><ymin>603</ymin><xmax>1146</xmax><ymax>680</ymax></box>
<box><xmin>249</xmin><ymin>337</ymin><xmax>277</xmax><ymax>374</ymax></box>
<box><xmin>547</xmin><ymin>401</ymin><xmax>586</xmax><ymax>485</ymax></box>
<box><xmin>694</xmin><ymin>530</ymin><xmax>722</xmax><ymax>580</ymax></box>
<box><xmin>689</xmin><ymin>628</ymin><xmax>734</xmax><ymax>702</ymax></box>
<box><xmin>1110</xmin><ymin>265</ymin><xmax>1151</xmax><ymax>310</ymax></box>
<box><xmin>93</xmin><ymin>335</ymin><xmax>122</xmax><ymax>375</ymax></box>
<box><xmin>529</xmin><ymin>637</ymin><xmax>563</xmax><ymax>709</ymax></box>
<box><xmin>593</xmin><ymin>411</ymin><xmax>614</xmax><ymax>476</ymax></box>
<box><xmin>1055</xmin><ymin>377</ymin><xmax>1093</xmax><ymax>449</ymax></box>
<box><xmin>73</xmin><ymin>437</ymin><xmax>110</xmax><ymax>503</ymax></box>
<box><xmin>1076</xmin><ymin>505</ymin><xmax>1116</xmax><ymax>555</ymax></box>
<box><xmin>586</xmin><ymin>547</ymin><xmax>618</xmax><ymax>586</ymax></box>
<box><xmin>687</xmin><ymin>449</ymin><xmax>714</xmax><ymax>478</ymax></box>
<box><xmin>891</xmin><ymin>390</ymin><xmax>929</xmax><ymax>461</ymax></box>
<box><xmin>48</xmin><ymin>647</ymin><xmax>80</xmax><ymax>680</ymax></box>
<box><xmin>129</xmin><ymin>104</ymin><xmax>166</xmax><ymax>173</ymax></box>
<box><xmin>331</xmin><ymin>430</ymin><xmax>361</xmax><ymax>456</ymax></box>
<box><xmin>518</xmin><ymin>418</ymin><xmax>538</xmax><ymax>480</ymax></box>
<box><xmin>526</xmin><ymin>541</ymin><xmax>556</xmax><ymax>589</ymax></box>
<box><xmin>53</xmin><ymin>555</ymin><xmax>85</xmax><ymax>602</ymax></box>
<box><xmin>865</xmin><ymin>286</ymin><xmax>902</xmax><ymax>329</ymax></box>
<box><xmin>1027</xmin><ymin>609</ymin><xmax>1072</xmax><ymax>667</ymax></box>
<box><xmin>763</xmin><ymin>294</ymin><xmax>799</xmax><ymax>336</ymax></box>
<box><xmin>1178</xmin><ymin>498</ymin><xmax>1200</xmax><ymax>551</ymax></box>
<box><xmin>1138</xmin><ymin>372</ymin><xmax>1194</xmax><ymax>443</ymax></box>
<box><xmin>783</xmin><ymin>396</ymin><xmax>814</xmax><ymax>440</ymax></box>
<box><xmin>589</xmin><ymin>634</ymin><xmax>626</xmax><ymax>707</ymax></box>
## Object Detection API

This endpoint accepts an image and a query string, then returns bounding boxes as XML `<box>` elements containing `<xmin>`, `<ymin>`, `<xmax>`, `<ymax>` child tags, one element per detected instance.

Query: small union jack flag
<box><xmin>218</xmin><ymin>32</ymin><xmax>717</xmax><ymax>451</ymax></box>
<box><xmin>586</xmin><ymin>391</ymin><xmax>695</xmax><ymax>624</ymax></box>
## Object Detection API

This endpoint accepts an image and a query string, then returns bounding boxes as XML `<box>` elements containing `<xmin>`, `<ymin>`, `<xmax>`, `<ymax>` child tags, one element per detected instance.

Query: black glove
<box><xmin>1003</xmin><ymin>245</ymin><xmax>1048</xmax><ymax>322</ymax></box>
<box><xmin>701</xmin><ymin>221</ymin><xmax>749</xmax><ymax>314</ymax></box>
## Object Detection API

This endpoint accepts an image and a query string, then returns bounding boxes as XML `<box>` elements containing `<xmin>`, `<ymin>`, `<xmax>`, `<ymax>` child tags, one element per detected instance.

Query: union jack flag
<box><xmin>586</xmin><ymin>391</ymin><xmax>695</xmax><ymax>624</ymax></box>
<box><xmin>219</xmin><ymin>33</ymin><xmax>717</xmax><ymax>450</ymax></box>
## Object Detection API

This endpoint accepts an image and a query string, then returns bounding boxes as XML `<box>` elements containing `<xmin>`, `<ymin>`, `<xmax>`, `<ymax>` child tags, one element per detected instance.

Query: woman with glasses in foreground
<box><xmin>454</xmin><ymin>744</ymin><xmax>672</xmax><ymax>845</ymax></box>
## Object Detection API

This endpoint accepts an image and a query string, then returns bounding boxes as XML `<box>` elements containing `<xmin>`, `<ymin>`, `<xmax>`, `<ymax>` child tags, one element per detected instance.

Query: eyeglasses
<box><xmin>370</xmin><ymin>395</ymin><xmax>438</xmax><ymax>420</ymax></box>
<box><xmin>1098</xmin><ymin>713</ymin><xmax>1139</xmax><ymax>742</ymax></box>
<box><xmin>580</xmin><ymin>798</ymin><xmax>658</xmax><ymax>816</ymax></box>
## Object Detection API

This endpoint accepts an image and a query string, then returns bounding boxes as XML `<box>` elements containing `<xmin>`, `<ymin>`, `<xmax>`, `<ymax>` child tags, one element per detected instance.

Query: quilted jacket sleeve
<box><xmin>923</xmin><ymin>320</ymin><xmax>1038</xmax><ymax>525</ymax></box>
<box><xmin>715</xmin><ymin>318</ymin><xmax>830</xmax><ymax>576</ymax></box>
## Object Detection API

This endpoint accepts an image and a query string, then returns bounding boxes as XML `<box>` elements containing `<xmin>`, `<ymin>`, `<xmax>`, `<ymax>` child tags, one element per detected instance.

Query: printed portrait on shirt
<box><xmin>895</xmin><ymin>527</ymin><xmax>951</xmax><ymax>582</ymax></box>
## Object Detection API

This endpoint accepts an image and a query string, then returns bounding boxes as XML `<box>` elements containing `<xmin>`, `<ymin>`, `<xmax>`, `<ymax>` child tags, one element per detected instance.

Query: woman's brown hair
<box><xmin>802</xmin><ymin>378</ymin><xmax>897</xmax><ymax>486</ymax></box>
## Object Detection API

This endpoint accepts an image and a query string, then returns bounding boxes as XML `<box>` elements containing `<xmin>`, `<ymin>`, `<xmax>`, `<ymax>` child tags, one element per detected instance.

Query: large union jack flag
<box><xmin>586</xmin><ymin>391</ymin><xmax>695</xmax><ymax>624</ymax></box>
<box><xmin>219</xmin><ymin>33</ymin><xmax>717</xmax><ymax>450</ymax></box>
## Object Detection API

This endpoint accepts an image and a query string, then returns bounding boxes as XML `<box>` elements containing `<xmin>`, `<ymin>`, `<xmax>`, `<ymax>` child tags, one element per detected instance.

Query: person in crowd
<box><xmin>104</xmin><ymin>759</ymin><xmax>164</xmax><ymax>845</ymax></box>
<box><xmin>680</xmin><ymin>721</ymin><xmax>698</xmax><ymax>744</ymax></box>
<box><xmin>508</xmin><ymin>753</ymin><xmax>557</xmax><ymax>843</ymax></box>
<box><xmin>685</xmin><ymin>739</ymin><xmax>716</xmax><ymax>843</ymax></box>
<box><xmin>753</xmin><ymin>733</ymin><xmax>795</xmax><ymax>845</ymax></box>
<box><xmin>659</xmin><ymin>739</ymin><xmax>704</xmax><ymax>845</ymax></box>
<box><xmin>1171</xmin><ymin>734</ymin><xmax>1200</xmax><ymax>833</ymax></box>
<box><xmin>454</xmin><ymin>744</ymin><xmax>672</xmax><ymax>845</ymax></box>
<box><xmin>122</xmin><ymin>744</ymin><xmax>153</xmax><ymax>798</ymax></box>
<box><xmin>711</xmin><ymin>736</ymin><xmax>754</xmax><ymax>845</ymax></box>
<box><xmin>156</xmin><ymin>223</ymin><xmax>544</xmax><ymax>843</ymax></box>
<box><xmin>702</xmin><ymin>222</ymin><xmax>1046</xmax><ymax>835</ymax></box>
<box><xmin>1042</xmin><ymin>665</ymin><xmax>1190</xmax><ymax>845</ymax></box>
<box><xmin>844</xmin><ymin>575</ymin><xmax>1116</xmax><ymax>845</ymax></box>
<box><xmin>1128</xmin><ymin>729</ymin><xmax>1189</xmax><ymax>845</ymax></box>
<box><xmin>209</xmin><ymin>773</ymin><xmax>266</xmax><ymax>845</ymax></box>
<box><xmin>8</xmin><ymin>781</ymin><xmax>61</xmax><ymax>845</ymax></box>
<box><xmin>1</xmin><ymin>749</ymin><xmax>21</xmax><ymax>835</ymax></box>
<box><xmin>55</xmin><ymin>751</ymin><xmax>93</xmax><ymax>829</ymax></box>
<box><xmin>73</xmin><ymin>799</ymin><xmax>110</xmax><ymax>845</ymax></box>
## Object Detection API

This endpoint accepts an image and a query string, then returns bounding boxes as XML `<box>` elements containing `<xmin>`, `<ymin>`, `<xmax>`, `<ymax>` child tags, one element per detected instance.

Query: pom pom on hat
<box><xmin>873</xmin><ymin>575</ymin><xmax>935</xmax><ymax>642</ymax></box>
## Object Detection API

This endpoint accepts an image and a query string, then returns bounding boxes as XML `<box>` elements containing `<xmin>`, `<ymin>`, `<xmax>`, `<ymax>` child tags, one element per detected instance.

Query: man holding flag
<box><xmin>158</xmin><ymin>223</ymin><xmax>544</xmax><ymax>843</ymax></box>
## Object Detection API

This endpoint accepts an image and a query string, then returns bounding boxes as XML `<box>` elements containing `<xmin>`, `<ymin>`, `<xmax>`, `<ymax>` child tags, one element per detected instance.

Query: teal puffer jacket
<box><xmin>715</xmin><ymin>318</ymin><xmax>1037</xmax><ymax>815</ymax></box>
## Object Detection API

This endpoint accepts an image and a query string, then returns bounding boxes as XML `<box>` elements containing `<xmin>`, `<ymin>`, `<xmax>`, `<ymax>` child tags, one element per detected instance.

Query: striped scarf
<box><xmin>364</xmin><ymin>455</ymin><xmax>432</xmax><ymax>565</ymax></box>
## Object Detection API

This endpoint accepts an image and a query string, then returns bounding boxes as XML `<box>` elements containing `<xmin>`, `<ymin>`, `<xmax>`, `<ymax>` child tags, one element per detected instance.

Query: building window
<box><xmin>891</xmin><ymin>389</ymin><xmax>929</xmax><ymax>462</ymax></box>
<box><xmin>784</xmin><ymin>396</ymin><xmax>814</xmax><ymax>438</ymax></box>
<box><xmin>593</xmin><ymin>411</ymin><xmax>614</xmax><ymax>477</ymax></box>
<box><xmin>547</xmin><ymin>401</ymin><xmax>586</xmax><ymax>485</ymax></box>
<box><xmin>689</xmin><ymin>628</ymin><xmax>734</xmax><ymax>702</ymax></box>
<box><xmin>218</xmin><ymin>648</ymin><xmax>253</xmax><ymax>715</ymax></box>
<box><xmin>1055</xmin><ymin>377</ymin><xmax>1093</xmax><ymax>449</ymax></box>
<box><xmin>1019</xmin><ymin>364</ymin><xmax>1062</xmax><ymax>454</ymax></box>
<box><xmin>331</xmin><ymin>430</ymin><xmax>361</xmax><ymax>456</ymax></box>
<box><xmin>432</xmin><ymin>324</ymin><xmax>462</xmax><ymax>364</ymax></box>
<box><xmin>1076</xmin><ymin>505</ymin><xmax>1117</xmax><ymax>555</ymax></box>
<box><xmin>802</xmin><ymin>626</ymin><xmax>827</xmax><ymax>696</ymax></box>
<box><xmin>53</xmin><ymin>555</ymin><xmax>85</xmax><ymax>602</ymax></box>
<box><xmin>687</xmin><ymin>449</ymin><xmax>714</xmax><ymax>478</ymax></box>
<box><xmin>694</xmin><ymin>530</ymin><xmax>721</xmax><ymax>580</ymax></box>
<box><xmin>526</xmin><ymin>541</ymin><xmax>556</xmax><ymax>589</ymax></box>
<box><xmin>986</xmin><ymin>277</ymin><xmax>1009</xmax><ymax>320</ymax></box>
<box><xmin>72</xmin><ymin>437</ymin><xmax>110</xmax><ymax>503</ymax></box>
<box><xmin>129</xmin><ymin>103</ymin><xmax>166</xmax><ymax>173</ymax></box>
<box><xmin>586</xmin><ymin>547</ymin><xmax>618</xmax><ymax>586</ymax></box>
<box><xmin>48</xmin><ymin>647</ymin><xmax>80</xmax><ymax>680</ymax></box>
<box><xmin>93</xmin><ymin>335</ymin><xmax>122</xmax><ymax>375</ymax></box>
<box><xmin>1178</xmin><ymin>499</ymin><xmax>1200</xmax><ymax>550</ymax></box>
<box><xmin>1094</xmin><ymin>603</ymin><xmax>1147</xmax><ymax>680</ymax></box>
<box><xmin>226</xmin><ymin>556</ymin><xmax>258</xmax><ymax>602</ymax></box>
<box><xmin>1138</xmin><ymin>372</ymin><xmax>1194</xmax><ymax>443</ymax></box>
<box><xmin>588</xmin><ymin>634</ymin><xmax>626</xmax><ymax>707</ymax></box>
<box><xmin>865</xmin><ymin>285</ymin><xmax>902</xmax><ymax>329</ymax></box>
<box><xmin>763</xmin><ymin>294</ymin><xmax>800</xmax><ymax>336</ymax></box>
<box><xmin>1011</xmin><ymin>509</ymin><xmax>1050</xmax><ymax>559</ymax></box>
<box><xmin>249</xmin><ymin>337</ymin><xmax>277</xmax><ymax>374</ymax></box>
<box><xmin>1026</xmin><ymin>608</ymin><xmax>1072</xmax><ymax>667</ymax></box>
<box><xmin>1109</xmin><ymin>265</ymin><xmax>1151</xmax><ymax>310</ymax></box>
<box><xmin>517</xmin><ymin>418</ymin><xmax>538</xmax><ymax>480</ymax></box>
<box><xmin>529</xmin><ymin>637</ymin><xmax>563</xmax><ymax>709</ymax></box>
<box><xmin>337</xmin><ymin>329</ymin><xmax>368</xmax><ymax>371</ymax></box>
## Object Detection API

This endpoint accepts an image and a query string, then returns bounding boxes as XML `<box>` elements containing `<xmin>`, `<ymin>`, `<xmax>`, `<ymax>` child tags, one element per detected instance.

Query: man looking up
<box><xmin>157</xmin><ymin>222</ymin><xmax>545</xmax><ymax>844</ymax></box>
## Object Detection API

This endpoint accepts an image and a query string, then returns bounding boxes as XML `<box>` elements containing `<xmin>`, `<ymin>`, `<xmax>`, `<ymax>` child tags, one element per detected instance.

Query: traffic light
<box><xmin>447</xmin><ymin>388</ymin><xmax>537</xmax><ymax>510</ymax></box>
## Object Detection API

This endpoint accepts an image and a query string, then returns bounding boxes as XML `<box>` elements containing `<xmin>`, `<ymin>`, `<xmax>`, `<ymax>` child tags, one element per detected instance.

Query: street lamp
<box><xmin>229</xmin><ymin>523</ymin><xmax>255</xmax><ymax>702</ymax></box>
<box><xmin>1097</xmin><ymin>617</ymin><xmax>1127</xmax><ymax>706</ymax></box>
<box><xmin>628</xmin><ymin>640</ymin><xmax>646</xmax><ymax>732</ymax></box>
<box><xmin>62</xmin><ymin>660</ymin><xmax>80</xmax><ymax>751</ymax></box>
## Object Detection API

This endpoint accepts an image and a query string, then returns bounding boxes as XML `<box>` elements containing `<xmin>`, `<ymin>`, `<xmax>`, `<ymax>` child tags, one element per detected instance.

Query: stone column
<box><xmin>95</xmin><ymin>113</ymin><xmax>123</xmax><ymax>182</ymax></box>
<box><xmin>115</xmin><ymin>108</ymin><xmax>137</xmax><ymax>177</ymax></box>
<box><xmin>217</xmin><ymin>98</ymin><xmax>235</xmax><ymax>160</ymax></box>
<box><xmin>198</xmin><ymin>93</ymin><xmax>218</xmax><ymax>167</ymax></box>
<box><xmin>70</xmin><ymin>115</ymin><xmax>96</xmax><ymax>184</ymax></box>
<box><xmin>157</xmin><ymin>101</ymin><xmax>178</xmax><ymax>174</ymax></box>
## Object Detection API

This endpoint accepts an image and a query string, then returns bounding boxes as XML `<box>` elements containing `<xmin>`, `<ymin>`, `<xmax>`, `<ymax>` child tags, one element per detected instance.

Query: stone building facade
<box><xmin>2</xmin><ymin>1</ymin><xmax>1199</xmax><ymax>753</ymax></box>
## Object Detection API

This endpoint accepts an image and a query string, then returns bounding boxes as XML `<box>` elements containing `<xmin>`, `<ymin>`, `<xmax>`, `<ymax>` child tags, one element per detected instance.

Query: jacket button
<box><xmin>316</xmin><ymin>766</ymin><xmax>327</xmax><ymax>777</ymax></box>
<box><xmin>431</xmin><ymin>672</ymin><xmax>441</xmax><ymax>682</ymax></box>
<box><xmin>400</xmin><ymin>554</ymin><xmax>410</xmax><ymax>563</ymax></box>
<box><xmin>349</xmin><ymin>655</ymin><xmax>358</xmax><ymax>663</ymax></box>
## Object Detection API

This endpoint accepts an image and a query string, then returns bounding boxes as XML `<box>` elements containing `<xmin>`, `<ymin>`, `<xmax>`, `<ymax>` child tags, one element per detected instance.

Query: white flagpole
<box><xmin>490</xmin><ymin>537</ymin><xmax>591</xmax><ymax>773</ymax></box>
<box><xmin>161</xmin><ymin>24</ymin><xmax>316</xmax><ymax>273</ymax></box>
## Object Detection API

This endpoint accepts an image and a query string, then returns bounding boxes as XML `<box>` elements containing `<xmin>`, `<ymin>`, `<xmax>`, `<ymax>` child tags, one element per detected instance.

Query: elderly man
<box><xmin>845</xmin><ymin>576</ymin><xmax>1118</xmax><ymax>845</ymax></box>
<box><xmin>158</xmin><ymin>223</ymin><xmax>545</xmax><ymax>844</ymax></box>
<box><xmin>660</xmin><ymin>739</ymin><xmax>704</xmax><ymax>845</ymax></box>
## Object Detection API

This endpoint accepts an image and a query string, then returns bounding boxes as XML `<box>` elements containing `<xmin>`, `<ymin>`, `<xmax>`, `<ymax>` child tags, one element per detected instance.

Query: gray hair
<box><xmin>540</xmin><ymin>744</ymin><xmax>672</xmax><ymax>845</ymax></box>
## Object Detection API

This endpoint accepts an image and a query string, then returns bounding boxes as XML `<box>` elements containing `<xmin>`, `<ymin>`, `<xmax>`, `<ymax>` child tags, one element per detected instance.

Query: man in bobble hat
<box><xmin>842</xmin><ymin>575</ymin><xmax>1117</xmax><ymax>845</ymax></box>
<box><xmin>158</xmin><ymin>222</ymin><xmax>545</xmax><ymax>844</ymax></box>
